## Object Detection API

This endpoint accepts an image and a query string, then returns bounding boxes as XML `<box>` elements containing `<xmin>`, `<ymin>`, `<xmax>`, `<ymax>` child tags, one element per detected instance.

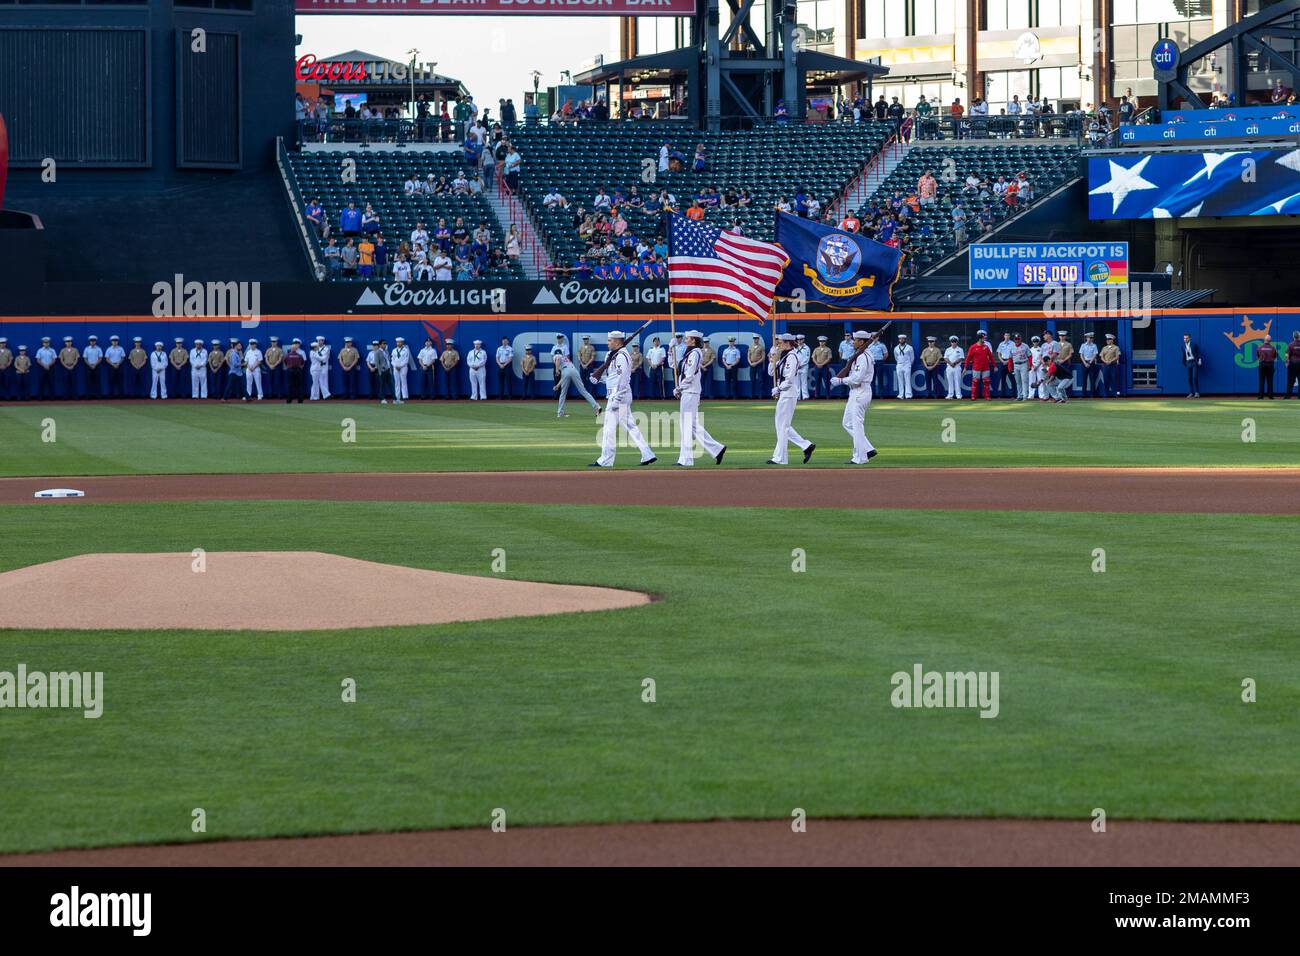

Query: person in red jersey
<box><xmin>965</xmin><ymin>329</ymin><xmax>995</xmax><ymax>400</ymax></box>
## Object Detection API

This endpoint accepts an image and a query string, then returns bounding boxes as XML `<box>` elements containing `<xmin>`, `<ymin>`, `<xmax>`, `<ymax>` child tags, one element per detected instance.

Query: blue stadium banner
<box><xmin>774</xmin><ymin>211</ymin><xmax>903</xmax><ymax>311</ymax></box>
<box><xmin>1088</xmin><ymin>148</ymin><xmax>1300</xmax><ymax>219</ymax></box>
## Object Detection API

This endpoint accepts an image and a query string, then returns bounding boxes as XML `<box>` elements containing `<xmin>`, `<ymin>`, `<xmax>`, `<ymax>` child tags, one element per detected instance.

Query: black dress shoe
<box><xmin>639</xmin><ymin>456</ymin><xmax>657</xmax><ymax>466</ymax></box>
<box><xmin>803</xmin><ymin>443</ymin><xmax>816</xmax><ymax>463</ymax></box>
<box><xmin>766</xmin><ymin>459</ymin><xmax>781</xmax><ymax>465</ymax></box>
<box><xmin>587</xmin><ymin>462</ymin><xmax>605</xmax><ymax>468</ymax></box>
<box><xmin>866</xmin><ymin>449</ymin><xmax>878</xmax><ymax>460</ymax></box>
<box><xmin>714</xmin><ymin>445</ymin><xmax>726</xmax><ymax>465</ymax></box>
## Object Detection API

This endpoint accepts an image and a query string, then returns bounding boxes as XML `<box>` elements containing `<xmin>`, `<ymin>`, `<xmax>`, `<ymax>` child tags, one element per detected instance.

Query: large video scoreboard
<box><xmin>969</xmin><ymin>242</ymin><xmax>1129</xmax><ymax>290</ymax></box>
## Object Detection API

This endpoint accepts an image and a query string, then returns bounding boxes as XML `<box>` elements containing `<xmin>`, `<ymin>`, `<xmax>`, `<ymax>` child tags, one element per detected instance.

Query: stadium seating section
<box><xmin>285</xmin><ymin>150</ymin><xmax>525</xmax><ymax>280</ymax></box>
<box><xmin>857</xmin><ymin>143</ymin><xmax>1080</xmax><ymax>271</ymax></box>
<box><xmin>505</xmin><ymin>121</ymin><xmax>892</xmax><ymax>265</ymax></box>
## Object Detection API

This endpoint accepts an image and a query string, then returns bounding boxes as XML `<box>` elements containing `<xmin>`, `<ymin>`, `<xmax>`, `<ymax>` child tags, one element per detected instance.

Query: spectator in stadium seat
<box><xmin>361</xmin><ymin>204</ymin><xmax>381</xmax><ymax>235</ymax></box>
<box><xmin>452</xmin><ymin>171</ymin><xmax>470</xmax><ymax>195</ymax></box>
<box><xmin>874</xmin><ymin>94</ymin><xmax>889</xmax><ymax>121</ymax></box>
<box><xmin>340</xmin><ymin>202</ymin><xmax>362</xmax><ymax>237</ymax></box>
<box><xmin>392</xmin><ymin>254</ymin><xmax>412</xmax><ymax>282</ymax></box>
<box><xmin>306</xmin><ymin>198</ymin><xmax>326</xmax><ymax>237</ymax></box>
<box><xmin>1004</xmin><ymin>178</ymin><xmax>1020</xmax><ymax>209</ymax></box>
<box><xmin>686</xmin><ymin>200</ymin><xmax>706</xmax><ymax>221</ymax></box>
<box><xmin>414</xmin><ymin>257</ymin><xmax>435</xmax><ymax>281</ymax></box>
<box><xmin>543</xmin><ymin>187</ymin><xmax>567</xmax><ymax>209</ymax></box>
<box><xmin>950</xmin><ymin>97</ymin><xmax>965</xmax><ymax>138</ymax></box>
<box><xmin>505</xmin><ymin>225</ymin><xmax>521</xmax><ymax>263</ymax></box>
<box><xmin>373</xmin><ymin>235</ymin><xmax>388</xmax><ymax>278</ymax></box>
<box><xmin>693</xmin><ymin>143</ymin><xmax>707</xmax><ymax>173</ymax></box>
<box><xmin>918</xmin><ymin>170</ymin><xmax>938</xmax><ymax>206</ymax></box>
<box><xmin>404</xmin><ymin>174</ymin><xmax>419</xmax><ymax>196</ymax></box>
<box><xmin>357</xmin><ymin>236</ymin><xmax>375</xmax><ymax>278</ymax></box>
<box><xmin>340</xmin><ymin>238</ymin><xmax>358</xmax><ymax>277</ymax></box>
<box><xmin>323</xmin><ymin>237</ymin><xmax>341</xmax><ymax>277</ymax></box>
<box><xmin>503</xmin><ymin>146</ymin><xmax>522</xmax><ymax>192</ymax></box>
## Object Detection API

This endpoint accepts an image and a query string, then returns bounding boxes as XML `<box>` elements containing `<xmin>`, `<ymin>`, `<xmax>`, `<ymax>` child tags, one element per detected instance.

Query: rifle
<box><xmin>588</xmin><ymin>317</ymin><xmax>655</xmax><ymax>383</ymax></box>
<box><xmin>835</xmin><ymin>320</ymin><xmax>892</xmax><ymax>377</ymax></box>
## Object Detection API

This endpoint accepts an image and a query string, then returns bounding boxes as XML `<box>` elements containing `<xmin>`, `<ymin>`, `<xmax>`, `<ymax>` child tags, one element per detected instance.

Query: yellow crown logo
<box><xmin>1223</xmin><ymin>316</ymin><xmax>1272</xmax><ymax>349</ymax></box>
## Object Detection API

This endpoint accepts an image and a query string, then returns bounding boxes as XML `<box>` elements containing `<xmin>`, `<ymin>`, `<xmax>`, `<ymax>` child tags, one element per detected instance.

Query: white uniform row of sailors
<box><xmin>587</xmin><ymin>328</ymin><xmax>878</xmax><ymax>468</ymax></box>
<box><xmin>143</xmin><ymin>337</ymin><xmax>332</xmax><ymax>400</ymax></box>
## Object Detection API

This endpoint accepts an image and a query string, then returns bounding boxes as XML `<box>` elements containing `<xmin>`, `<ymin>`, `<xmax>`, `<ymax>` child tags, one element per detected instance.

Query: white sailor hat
<box><xmin>682</xmin><ymin>329</ymin><xmax>702</xmax><ymax>339</ymax></box>
<box><xmin>293</xmin><ymin>337</ymin><xmax>303</xmax><ymax>344</ymax></box>
<box><xmin>0</xmin><ymin>338</ymin><xmax>6</xmax><ymax>344</ymax></box>
<box><xmin>728</xmin><ymin>335</ymin><xmax>736</xmax><ymax>342</ymax></box>
<box><xmin>779</xmin><ymin>332</ymin><xmax>797</xmax><ymax>342</ymax></box>
<box><xmin>395</xmin><ymin>336</ymin><xmax>405</xmax><ymax>343</ymax></box>
<box><xmin>1085</xmin><ymin>331</ymin><xmax>1095</xmax><ymax>337</ymax></box>
<box><xmin>897</xmin><ymin>333</ymin><xmax>907</xmax><ymax>339</ymax></box>
<box><xmin>88</xmin><ymin>334</ymin><xmax>98</xmax><ymax>341</ymax></box>
<box><xmin>796</xmin><ymin>333</ymin><xmax>806</xmax><ymax>338</ymax></box>
<box><xmin>249</xmin><ymin>338</ymin><xmax>258</xmax><ymax>345</ymax></box>
<box><xmin>316</xmin><ymin>335</ymin><xmax>326</xmax><ymax>342</ymax></box>
<box><xmin>110</xmin><ymin>335</ymin><xmax>120</xmax><ymax>341</ymax></box>
<box><xmin>556</xmin><ymin>333</ymin><xmax>566</xmax><ymax>339</ymax></box>
<box><xmin>949</xmin><ymin>335</ymin><xmax>959</xmax><ymax>341</ymax></box>
<box><xmin>194</xmin><ymin>338</ymin><xmax>203</xmax><ymax>345</ymax></box>
<box><xmin>473</xmin><ymin>338</ymin><xmax>483</xmax><ymax>345</ymax></box>
<box><xmin>607</xmin><ymin>329</ymin><xmax>626</xmax><ymax>339</ymax></box>
<box><xmin>154</xmin><ymin>341</ymin><xmax>165</xmax><ymax>348</ymax></box>
<box><xmin>853</xmin><ymin>330</ymin><xmax>872</xmax><ymax>340</ymax></box>
<box><xmin>370</xmin><ymin>340</ymin><xmax>379</xmax><ymax>347</ymax></box>
<box><xmin>41</xmin><ymin>336</ymin><xmax>51</xmax><ymax>342</ymax></box>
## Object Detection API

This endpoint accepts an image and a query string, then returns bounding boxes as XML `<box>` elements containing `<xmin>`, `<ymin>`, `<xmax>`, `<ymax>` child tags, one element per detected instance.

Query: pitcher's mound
<box><xmin>0</xmin><ymin>552</ymin><xmax>650</xmax><ymax>631</ymax></box>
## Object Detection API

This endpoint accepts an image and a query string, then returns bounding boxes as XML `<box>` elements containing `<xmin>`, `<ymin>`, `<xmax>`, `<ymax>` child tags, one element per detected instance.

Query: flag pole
<box><xmin>669</xmin><ymin>298</ymin><xmax>678</xmax><ymax>392</ymax></box>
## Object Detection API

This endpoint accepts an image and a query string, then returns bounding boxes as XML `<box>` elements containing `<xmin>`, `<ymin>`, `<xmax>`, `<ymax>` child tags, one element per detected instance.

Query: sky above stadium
<box><xmin>297</xmin><ymin>16</ymin><xmax>620</xmax><ymax>111</ymax></box>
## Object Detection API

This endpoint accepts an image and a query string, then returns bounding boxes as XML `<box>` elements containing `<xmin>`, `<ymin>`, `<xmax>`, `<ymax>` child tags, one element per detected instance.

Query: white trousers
<box><xmin>1013</xmin><ymin>364</ymin><xmax>1030</xmax><ymax>399</ymax></box>
<box><xmin>597</xmin><ymin>401</ymin><xmax>654</xmax><ymax>466</ymax></box>
<box><xmin>310</xmin><ymin>366</ymin><xmax>330</xmax><ymax>400</ymax></box>
<box><xmin>246</xmin><ymin>367</ymin><xmax>263</xmax><ymax>399</ymax></box>
<box><xmin>151</xmin><ymin>368</ymin><xmax>167</xmax><ymax>399</ymax></box>
<box><xmin>895</xmin><ymin>365</ymin><xmax>914</xmax><ymax>399</ymax></box>
<box><xmin>393</xmin><ymin>367</ymin><xmax>409</xmax><ymax>401</ymax></box>
<box><xmin>945</xmin><ymin>365</ymin><xmax>962</xmax><ymax>398</ymax></box>
<box><xmin>843</xmin><ymin>387</ymin><xmax>876</xmax><ymax>463</ymax></box>
<box><xmin>677</xmin><ymin>392</ymin><xmax>724</xmax><ymax>466</ymax></box>
<box><xmin>799</xmin><ymin>365</ymin><xmax>810</xmax><ymax>400</ymax></box>
<box><xmin>191</xmin><ymin>367</ymin><xmax>207</xmax><ymax>399</ymax></box>
<box><xmin>771</xmin><ymin>392</ymin><xmax>811</xmax><ymax>464</ymax></box>
<box><xmin>556</xmin><ymin>365</ymin><xmax>598</xmax><ymax>415</ymax></box>
<box><xmin>470</xmin><ymin>366</ymin><xmax>487</xmax><ymax>400</ymax></box>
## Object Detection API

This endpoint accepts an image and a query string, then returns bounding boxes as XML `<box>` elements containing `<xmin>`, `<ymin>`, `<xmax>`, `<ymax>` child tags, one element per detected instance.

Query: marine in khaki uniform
<box><xmin>577</xmin><ymin>335</ymin><xmax>597</xmax><ymax>395</ymax></box>
<box><xmin>811</xmin><ymin>336</ymin><xmax>833</xmax><ymax>399</ymax></box>
<box><xmin>13</xmin><ymin>345</ymin><xmax>32</xmax><ymax>400</ymax></box>
<box><xmin>920</xmin><ymin>337</ymin><xmax>943</xmax><ymax>398</ymax></box>
<box><xmin>169</xmin><ymin>338</ymin><xmax>189</xmax><ymax>400</ymax></box>
<box><xmin>264</xmin><ymin>337</ymin><xmax>285</xmax><ymax>400</ymax></box>
<box><xmin>338</xmin><ymin>337</ymin><xmax>361</xmax><ymax>399</ymax></box>
<box><xmin>628</xmin><ymin>344</ymin><xmax>643</xmax><ymax>399</ymax></box>
<box><xmin>520</xmin><ymin>345</ymin><xmax>537</xmax><ymax>399</ymax></box>
<box><xmin>699</xmin><ymin>340</ymin><xmax>717</xmax><ymax>399</ymax></box>
<box><xmin>59</xmin><ymin>336</ymin><xmax>81</xmax><ymax>400</ymax></box>
<box><xmin>207</xmin><ymin>339</ymin><xmax>226</xmax><ymax>400</ymax></box>
<box><xmin>0</xmin><ymin>339</ymin><xmax>12</xmax><ymax>402</ymax></box>
<box><xmin>1099</xmin><ymin>333</ymin><xmax>1122</xmax><ymax>398</ymax></box>
<box><xmin>439</xmin><ymin>338</ymin><xmax>461</xmax><ymax>400</ymax></box>
<box><xmin>1054</xmin><ymin>331</ymin><xmax>1074</xmax><ymax>399</ymax></box>
<box><xmin>748</xmin><ymin>335</ymin><xmax>767</xmax><ymax>398</ymax></box>
<box><xmin>128</xmin><ymin>337</ymin><xmax>149</xmax><ymax>398</ymax></box>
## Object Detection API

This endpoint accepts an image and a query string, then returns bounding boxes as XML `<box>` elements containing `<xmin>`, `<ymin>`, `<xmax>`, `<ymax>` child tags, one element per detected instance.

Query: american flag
<box><xmin>667</xmin><ymin>214</ymin><xmax>789</xmax><ymax>323</ymax></box>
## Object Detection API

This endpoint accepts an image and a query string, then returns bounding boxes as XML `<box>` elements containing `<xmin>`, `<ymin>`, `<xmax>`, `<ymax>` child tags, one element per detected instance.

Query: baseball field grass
<box><xmin>2</xmin><ymin>500</ymin><xmax>1297</xmax><ymax>854</ymax></box>
<box><xmin>2</xmin><ymin>398</ymin><xmax>1299</xmax><ymax>476</ymax></box>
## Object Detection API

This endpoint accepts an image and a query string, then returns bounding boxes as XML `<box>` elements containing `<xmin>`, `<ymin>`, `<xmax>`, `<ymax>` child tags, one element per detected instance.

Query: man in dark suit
<box><xmin>1180</xmin><ymin>333</ymin><xmax>1202</xmax><ymax>398</ymax></box>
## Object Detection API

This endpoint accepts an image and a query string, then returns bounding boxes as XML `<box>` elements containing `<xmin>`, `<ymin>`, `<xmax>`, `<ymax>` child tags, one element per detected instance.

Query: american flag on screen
<box><xmin>667</xmin><ymin>214</ymin><xmax>789</xmax><ymax>323</ymax></box>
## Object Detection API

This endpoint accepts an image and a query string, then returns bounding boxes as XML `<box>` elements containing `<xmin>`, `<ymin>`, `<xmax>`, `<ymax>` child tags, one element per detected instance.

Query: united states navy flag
<box><xmin>774</xmin><ymin>211</ymin><xmax>904</xmax><ymax>311</ymax></box>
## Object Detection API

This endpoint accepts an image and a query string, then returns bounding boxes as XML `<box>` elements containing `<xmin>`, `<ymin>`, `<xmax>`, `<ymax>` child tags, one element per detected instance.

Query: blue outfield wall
<box><xmin>0</xmin><ymin>281</ymin><xmax>1295</xmax><ymax>397</ymax></box>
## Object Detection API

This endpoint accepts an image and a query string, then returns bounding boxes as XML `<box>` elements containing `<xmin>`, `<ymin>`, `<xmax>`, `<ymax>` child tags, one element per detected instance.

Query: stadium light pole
<box><xmin>407</xmin><ymin>48</ymin><xmax>419</xmax><ymax>122</ymax></box>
